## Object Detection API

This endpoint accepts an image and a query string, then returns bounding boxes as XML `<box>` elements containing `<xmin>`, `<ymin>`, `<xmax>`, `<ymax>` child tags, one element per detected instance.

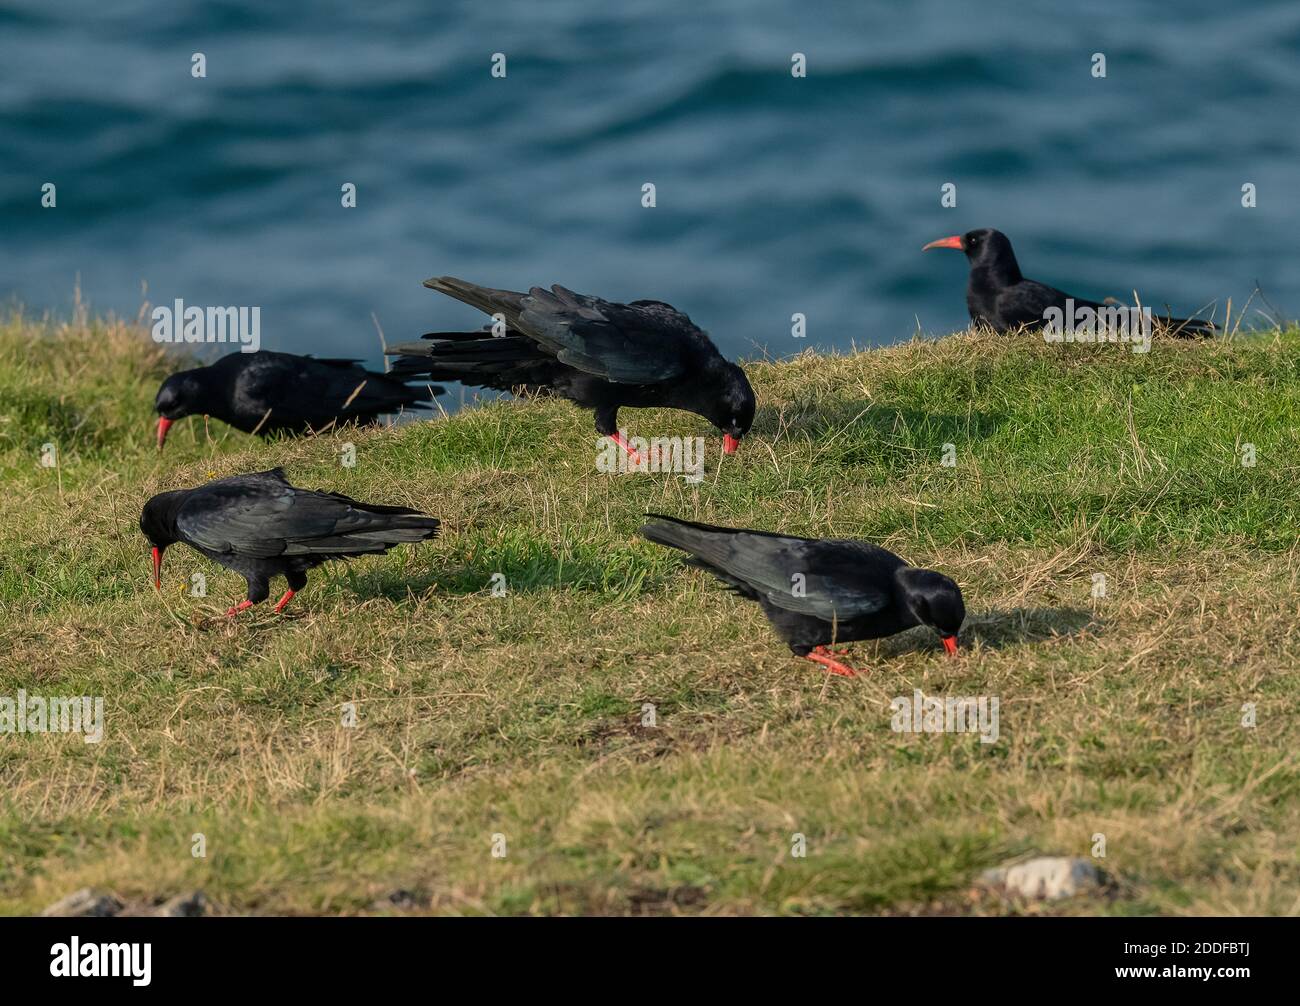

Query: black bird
<box><xmin>387</xmin><ymin>278</ymin><xmax>756</xmax><ymax>462</ymax></box>
<box><xmin>153</xmin><ymin>351</ymin><xmax>443</xmax><ymax>450</ymax></box>
<box><xmin>140</xmin><ymin>468</ymin><xmax>440</xmax><ymax>616</ymax></box>
<box><xmin>923</xmin><ymin>228</ymin><xmax>1215</xmax><ymax>337</ymax></box>
<box><xmin>640</xmin><ymin>515</ymin><xmax>964</xmax><ymax>677</ymax></box>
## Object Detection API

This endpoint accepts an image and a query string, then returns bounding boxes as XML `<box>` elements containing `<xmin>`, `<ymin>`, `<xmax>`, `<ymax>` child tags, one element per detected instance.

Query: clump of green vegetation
<box><xmin>1</xmin><ymin>311</ymin><xmax>1297</xmax><ymax>915</ymax></box>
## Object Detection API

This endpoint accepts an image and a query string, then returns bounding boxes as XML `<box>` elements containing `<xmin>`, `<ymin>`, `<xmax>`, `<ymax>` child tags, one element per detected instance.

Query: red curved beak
<box><xmin>151</xmin><ymin>546</ymin><xmax>163</xmax><ymax>590</ymax></box>
<box><xmin>722</xmin><ymin>434</ymin><xmax>740</xmax><ymax>455</ymax></box>
<box><xmin>922</xmin><ymin>235</ymin><xmax>965</xmax><ymax>252</ymax></box>
<box><xmin>942</xmin><ymin>635</ymin><xmax>959</xmax><ymax>656</ymax></box>
<box><xmin>156</xmin><ymin>416</ymin><xmax>173</xmax><ymax>450</ymax></box>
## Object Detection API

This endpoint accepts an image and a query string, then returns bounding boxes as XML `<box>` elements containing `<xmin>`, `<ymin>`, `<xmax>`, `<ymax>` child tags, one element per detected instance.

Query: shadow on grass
<box><xmin>183</xmin><ymin>549</ymin><xmax>661</xmax><ymax>628</ymax></box>
<box><xmin>960</xmin><ymin>606</ymin><xmax>1097</xmax><ymax>651</ymax></box>
<box><xmin>872</xmin><ymin>606</ymin><xmax>1096</xmax><ymax>658</ymax></box>
<box><xmin>328</xmin><ymin>553</ymin><xmax>660</xmax><ymax>602</ymax></box>
<box><xmin>753</xmin><ymin>397</ymin><xmax>1006</xmax><ymax>454</ymax></box>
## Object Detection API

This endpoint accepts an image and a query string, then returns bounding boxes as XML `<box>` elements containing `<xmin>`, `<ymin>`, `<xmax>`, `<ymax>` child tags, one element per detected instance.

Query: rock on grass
<box><xmin>40</xmin><ymin>888</ymin><xmax>122</xmax><ymax>917</ymax></box>
<box><xmin>980</xmin><ymin>857</ymin><xmax>1105</xmax><ymax>900</ymax></box>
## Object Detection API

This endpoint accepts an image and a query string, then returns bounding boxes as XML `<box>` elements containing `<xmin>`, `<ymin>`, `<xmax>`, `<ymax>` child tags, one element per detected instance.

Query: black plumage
<box><xmin>923</xmin><ymin>228</ymin><xmax>1215</xmax><ymax>337</ymax></box>
<box><xmin>153</xmin><ymin>350</ymin><xmax>443</xmax><ymax>449</ymax></box>
<box><xmin>387</xmin><ymin>277</ymin><xmax>756</xmax><ymax>459</ymax></box>
<box><xmin>140</xmin><ymin>468</ymin><xmax>440</xmax><ymax>615</ymax></box>
<box><xmin>640</xmin><ymin>515</ymin><xmax>964</xmax><ymax>677</ymax></box>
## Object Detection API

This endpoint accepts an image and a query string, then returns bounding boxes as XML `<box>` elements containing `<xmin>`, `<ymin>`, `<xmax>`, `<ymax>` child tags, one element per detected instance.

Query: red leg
<box><xmin>274</xmin><ymin>588</ymin><xmax>296</xmax><ymax>613</ymax></box>
<box><xmin>225</xmin><ymin>599</ymin><xmax>255</xmax><ymax>617</ymax></box>
<box><xmin>607</xmin><ymin>431</ymin><xmax>644</xmax><ymax>467</ymax></box>
<box><xmin>805</xmin><ymin>645</ymin><xmax>859</xmax><ymax>678</ymax></box>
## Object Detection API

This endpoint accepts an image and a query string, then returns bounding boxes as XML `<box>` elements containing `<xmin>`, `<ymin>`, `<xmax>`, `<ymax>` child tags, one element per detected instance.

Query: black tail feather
<box><xmin>422</xmin><ymin>276</ymin><xmax>528</xmax><ymax>324</ymax></box>
<box><xmin>640</xmin><ymin>515</ymin><xmax>765</xmax><ymax>600</ymax></box>
<box><xmin>640</xmin><ymin>514</ymin><xmax>741</xmax><ymax>566</ymax></box>
<box><xmin>387</xmin><ymin>330</ymin><xmax>556</xmax><ymax>391</ymax></box>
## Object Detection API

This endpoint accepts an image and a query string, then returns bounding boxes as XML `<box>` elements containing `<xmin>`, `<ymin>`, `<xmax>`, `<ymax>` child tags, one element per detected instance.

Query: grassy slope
<box><xmin>1</xmin><ymin>312</ymin><xmax>1298</xmax><ymax>916</ymax></box>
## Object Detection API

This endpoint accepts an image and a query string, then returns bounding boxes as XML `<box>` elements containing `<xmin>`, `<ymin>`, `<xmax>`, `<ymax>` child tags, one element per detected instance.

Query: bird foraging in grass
<box><xmin>140</xmin><ymin>468</ymin><xmax>440</xmax><ymax>617</ymax></box>
<box><xmin>923</xmin><ymin>228</ymin><xmax>1215</xmax><ymax>337</ymax></box>
<box><xmin>386</xmin><ymin>277</ymin><xmax>756</xmax><ymax>463</ymax></box>
<box><xmin>640</xmin><ymin>515</ymin><xmax>964</xmax><ymax>677</ymax></box>
<box><xmin>153</xmin><ymin>351</ymin><xmax>443</xmax><ymax>450</ymax></box>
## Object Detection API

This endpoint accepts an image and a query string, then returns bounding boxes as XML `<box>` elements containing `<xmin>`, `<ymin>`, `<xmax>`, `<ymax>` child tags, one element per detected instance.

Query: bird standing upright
<box><xmin>387</xmin><ymin>278</ymin><xmax>756</xmax><ymax>463</ymax></box>
<box><xmin>923</xmin><ymin>228</ymin><xmax>1215</xmax><ymax>337</ymax></box>
<box><xmin>141</xmin><ymin>468</ymin><xmax>440</xmax><ymax>616</ymax></box>
<box><xmin>640</xmin><ymin>515</ymin><xmax>964</xmax><ymax>677</ymax></box>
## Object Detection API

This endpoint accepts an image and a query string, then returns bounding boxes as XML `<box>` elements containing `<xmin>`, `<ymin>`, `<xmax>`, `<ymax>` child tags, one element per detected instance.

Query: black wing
<box><xmin>176</xmin><ymin>469</ymin><xmax>439</xmax><ymax>558</ymax></box>
<box><xmin>239</xmin><ymin>354</ymin><xmax>437</xmax><ymax>426</ymax></box>
<box><xmin>1000</xmin><ymin>283</ymin><xmax>1215</xmax><ymax>337</ymax></box>
<box><xmin>515</xmin><ymin>285</ymin><xmax>695</xmax><ymax>383</ymax></box>
<box><xmin>413</xmin><ymin>277</ymin><xmax>711</xmax><ymax>385</ymax></box>
<box><xmin>993</xmin><ymin>279</ymin><xmax>1087</xmax><ymax>328</ymax></box>
<box><xmin>641</xmin><ymin>516</ymin><xmax>896</xmax><ymax>621</ymax></box>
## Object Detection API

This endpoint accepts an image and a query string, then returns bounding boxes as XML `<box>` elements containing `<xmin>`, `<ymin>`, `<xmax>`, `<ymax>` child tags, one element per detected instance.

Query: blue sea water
<box><xmin>3</xmin><ymin>0</ymin><xmax>1299</xmax><ymax>367</ymax></box>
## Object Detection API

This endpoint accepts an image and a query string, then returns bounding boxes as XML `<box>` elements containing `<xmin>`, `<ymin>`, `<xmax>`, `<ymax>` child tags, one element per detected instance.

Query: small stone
<box><xmin>41</xmin><ymin>888</ymin><xmax>122</xmax><ymax>917</ymax></box>
<box><xmin>980</xmin><ymin>857</ymin><xmax>1103</xmax><ymax>900</ymax></box>
<box><xmin>372</xmin><ymin>888</ymin><xmax>424</xmax><ymax>911</ymax></box>
<box><xmin>154</xmin><ymin>891</ymin><xmax>211</xmax><ymax>917</ymax></box>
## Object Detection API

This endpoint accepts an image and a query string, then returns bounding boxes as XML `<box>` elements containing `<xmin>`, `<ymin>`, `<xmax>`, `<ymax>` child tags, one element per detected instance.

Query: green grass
<box><xmin>1</xmin><ymin>311</ymin><xmax>1298</xmax><ymax>915</ymax></box>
